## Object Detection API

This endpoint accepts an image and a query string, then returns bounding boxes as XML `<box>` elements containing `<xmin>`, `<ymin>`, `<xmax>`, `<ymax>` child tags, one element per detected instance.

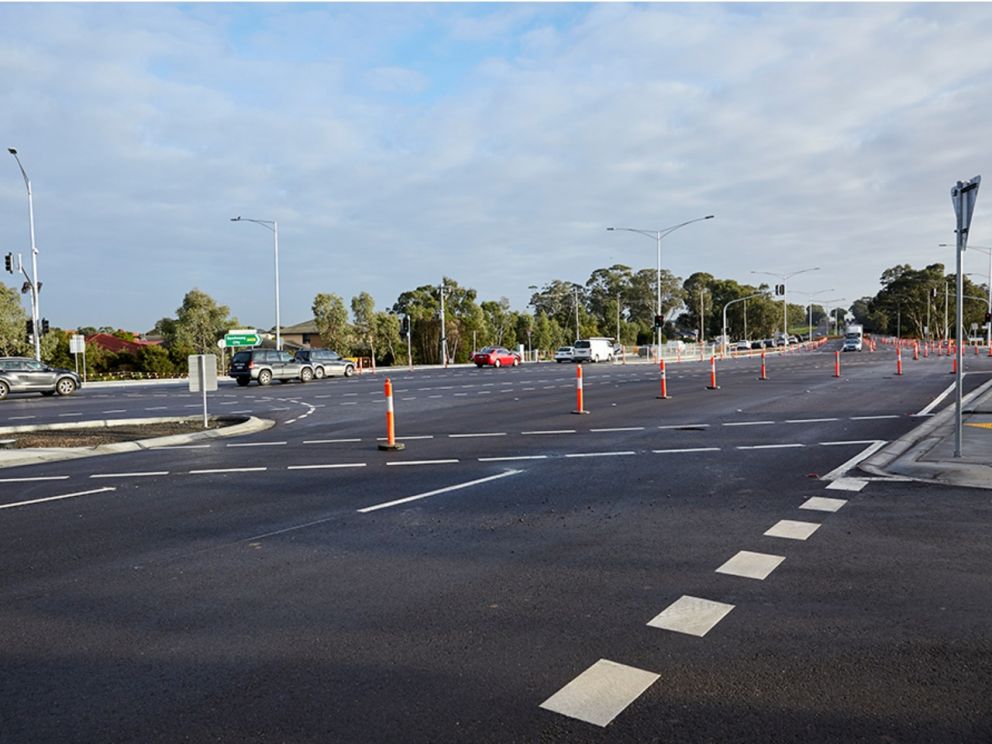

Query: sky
<box><xmin>1</xmin><ymin>2</ymin><xmax>991</xmax><ymax>333</ymax></box>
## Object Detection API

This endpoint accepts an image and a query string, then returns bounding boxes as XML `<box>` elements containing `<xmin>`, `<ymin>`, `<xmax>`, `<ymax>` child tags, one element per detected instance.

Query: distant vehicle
<box><xmin>788</xmin><ymin>335</ymin><xmax>800</xmax><ymax>344</ymax></box>
<box><xmin>843</xmin><ymin>323</ymin><xmax>864</xmax><ymax>352</ymax></box>
<box><xmin>762</xmin><ymin>338</ymin><xmax>776</xmax><ymax>348</ymax></box>
<box><xmin>229</xmin><ymin>349</ymin><xmax>314</xmax><ymax>386</ymax></box>
<box><xmin>293</xmin><ymin>348</ymin><xmax>355</xmax><ymax>378</ymax></box>
<box><xmin>751</xmin><ymin>340</ymin><xmax>764</xmax><ymax>350</ymax></box>
<box><xmin>0</xmin><ymin>357</ymin><xmax>81</xmax><ymax>400</ymax></box>
<box><xmin>572</xmin><ymin>337</ymin><xmax>615</xmax><ymax>363</ymax></box>
<box><xmin>554</xmin><ymin>346</ymin><xmax>575</xmax><ymax>363</ymax></box>
<box><xmin>612</xmin><ymin>344</ymin><xmax>625</xmax><ymax>359</ymax></box>
<box><xmin>842</xmin><ymin>337</ymin><xmax>863</xmax><ymax>351</ymax></box>
<box><xmin>473</xmin><ymin>347</ymin><xmax>520</xmax><ymax>368</ymax></box>
<box><xmin>734</xmin><ymin>340</ymin><xmax>752</xmax><ymax>351</ymax></box>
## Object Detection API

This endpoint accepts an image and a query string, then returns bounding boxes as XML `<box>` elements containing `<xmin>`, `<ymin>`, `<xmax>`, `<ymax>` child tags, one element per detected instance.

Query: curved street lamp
<box><xmin>7</xmin><ymin>148</ymin><xmax>41</xmax><ymax>360</ymax></box>
<box><xmin>607</xmin><ymin>215</ymin><xmax>715</xmax><ymax>362</ymax></box>
<box><xmin>750</xmin><ymin>266</ymin><xmax>820</xmax><ymax>341</ymax></box>
<box><xmin>231</xmin><ymin>216</ymin><xmax>281</xmax><ymax>351</ymax></box>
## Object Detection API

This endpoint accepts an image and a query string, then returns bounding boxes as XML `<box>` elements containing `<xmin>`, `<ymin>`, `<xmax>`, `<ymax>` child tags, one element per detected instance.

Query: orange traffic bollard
<box><xmin>572</xmin><ymin>364</ymin><xmax>589</xmax><ymax>414</ymax></box>
<box><xmin>896</xmin><ymin>347</ymin><xmax>903</xmax><ymax>376</ymax></box>
<box><xmin>706</xmin><ymin>355</ymin><xmax>719</xmax><ymax>390</ymax></box>
<box><xmin>657</xmin><ymin>359</ymin><xmax>670</xmax><ymax>399</ymax></box>
<box><xmin>913</xmin><ymin>343</ymin><xmax>919</xmax><ymax>361</ymax></box>
<box><xmin>378</xmin><ymin>378</ymin><xmax>405</xmax><ymax>451</ymax></box>
<box><xmin>758</xmin><ymin>351</ymin><xmax>767</xmax><ymax>381</ymax></box>
<box><xmin>951</xmin><ymin>354</ymin><xmax>957</xmax><ymax>375</ymax></box>
<box><xmin>834</xmin><ymin>351</ymin><xmax>841</xmax><ymax>378</ymax></box>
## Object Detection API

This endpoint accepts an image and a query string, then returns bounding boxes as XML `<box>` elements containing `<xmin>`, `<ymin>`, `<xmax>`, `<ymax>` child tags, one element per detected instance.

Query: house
<box><xmin>85</xmin><ymin>333</ymin><xmax>162</xmax><ymax>355</ymax></box>
<box><xmin>279</xmin><ymin>319</ymin><xmax>323</xmax><ymax>349</ymax></box>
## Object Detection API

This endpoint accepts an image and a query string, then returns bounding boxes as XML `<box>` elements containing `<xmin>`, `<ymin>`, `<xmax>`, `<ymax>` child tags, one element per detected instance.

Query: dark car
<box><xmin>0</xmin><ymin>357</ymin><xmax>82</xmax><ymax>400</ymax></box>
<box><xmin>750</xmin><ymin>340</ymin><xmax>764</xmax><ymax>350</ymax></box>
<box><xmin>293</xmin><ymin>349</ymin><xmax>356</xmax><ymax>378</ymax></box>
<box><xmin>229</xmin><ymin>349</ymin><xmax>314</xmax><ymax>386</ymax></box>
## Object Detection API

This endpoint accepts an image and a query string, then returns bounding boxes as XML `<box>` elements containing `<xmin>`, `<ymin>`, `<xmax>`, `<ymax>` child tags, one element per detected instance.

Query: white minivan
<box><xmin>572</xmin><ymin>337</ymin><xmax>615</xmax><ymax>363</ymax></box>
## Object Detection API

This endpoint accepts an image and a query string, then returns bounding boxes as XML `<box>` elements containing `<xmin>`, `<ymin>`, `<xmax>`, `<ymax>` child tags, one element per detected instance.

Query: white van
<box><xmin>572</xmin><ymin>337</ymin><xmax>615</xmax><ymax>363</ymax></box>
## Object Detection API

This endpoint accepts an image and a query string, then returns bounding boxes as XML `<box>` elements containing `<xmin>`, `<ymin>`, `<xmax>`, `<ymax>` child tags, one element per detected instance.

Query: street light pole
<box><xmin>964</xmin><ymin>245</ymin><xmax>992</xmax><ymax>347</ymax></box>
<box><xmin>8</xmin><ymin>148</ymin><xmax>41</xmax><ymax>361</ymax></box>
<box><xmin>722</xmin><ymin>293</ymin><xmax>763</xmax><ymax>355</ymax></box>
<box><xmin>751</xmin><ymin>266</ymin><xmax>820</xmax><ymax>343</ymax></box>
<box><xmin>231</xmin><ymin>216</ymin><xmax>281</xmax><ymax>350</ymax></box>
<box><xmin>791</xmin><ymin>288</ymin><xmax>835</xmax><ymax>342</ymax></box>
<box><xmin>607</xmin><ymin>215</ymin><xmax>715</xmax><ymax>362</ymax></box>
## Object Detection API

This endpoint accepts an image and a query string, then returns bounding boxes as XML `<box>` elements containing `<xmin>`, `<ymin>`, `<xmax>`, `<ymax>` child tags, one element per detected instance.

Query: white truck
<box><xmin>572</xmin><ymin>337</ymin><xmax>615</xmax><ymax>363</ymax></box>
<box><xmin>843</xmin><ymin>323</ymin><xmax>864</xmax><ymax>352</ymax></box>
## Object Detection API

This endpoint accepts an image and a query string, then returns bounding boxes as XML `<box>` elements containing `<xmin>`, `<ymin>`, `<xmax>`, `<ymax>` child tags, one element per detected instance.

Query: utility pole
<box><xmin>439</xmin><ymin>281</ymin><xmax>448</xmax><ymax>366</ymax></box>
<box><xmin>8</xmin><ymin>148</ymin><xmax>41</xmax><ymax>361</ymax></box>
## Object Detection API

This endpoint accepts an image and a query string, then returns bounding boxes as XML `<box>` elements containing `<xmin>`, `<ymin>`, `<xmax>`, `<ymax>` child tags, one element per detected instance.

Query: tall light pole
<box><xmin>572</xmin><ymin>284</ymin><xmax>581</xmax><ymax>341</ymax></box>
<box><xmin>791</xmin><ymin>288</ymin><xmax>836</xmax><ymax>342</ymax></box>
<box><xmin>751</xmin><ymin>266</ymin><xmax>820</xmax><ymax>343</ymax></box>
<box><xmin>8</xmin><ymin>148</ymin><xmax>41</xmax><ymax>360</ymax></box>
<box><xmin>607</xmin><ymin>215</ymin><xmax>715</xmax><ymax>362</ymax></box>
<box><xmin>965</xmin><ymin>245</ymin><xmax>992</xmax><ymax>347</ymax></box>
<box><xmin>722</xmin><ymin>293</ymin><xmax>763</xmax><ymax>355</ymax></box>
<box><xmin>439</xmin><ymin>281</ymin><xmax>448</xmax><ymax>366</ymax></box>
<box><xmin>231</xmin><ymin>217</ymin><xmax>281</xmax><ymax>350</ymax></box>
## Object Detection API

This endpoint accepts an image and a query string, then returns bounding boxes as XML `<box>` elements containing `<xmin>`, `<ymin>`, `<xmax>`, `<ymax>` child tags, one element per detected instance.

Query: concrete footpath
<box><xmin>864</xmin><ymin>375</ymin><xmax>992</xmax><ymax>489</ymax></box>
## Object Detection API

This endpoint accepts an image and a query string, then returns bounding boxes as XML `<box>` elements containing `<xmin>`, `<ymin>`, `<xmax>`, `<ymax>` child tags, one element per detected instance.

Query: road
<box><xmin>1</xmin><ymin>344</ymin><xmax>990</xmax><ymax>743</ymax></box>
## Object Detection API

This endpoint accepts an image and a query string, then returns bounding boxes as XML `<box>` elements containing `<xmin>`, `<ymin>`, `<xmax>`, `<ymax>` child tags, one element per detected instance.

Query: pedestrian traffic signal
<box><xmin>401</xmin><ymin>317</ymin><xmax>410</xmax><ymax>335</ymax></box>
<box><xmin>3</xmin><ymin>253</ymin><xmax>11</xmax><ymax>274</ymax></box>
<box><xmin>26</xmin><ymin>319</ymin><xmax>33</xmax><ymax>336</ymax></box>
<box><xmin>654</xmin><ymin>314</ymin><xmax>664</xmax><ymax>329</ymax></box>
<box><xmin>41</xmin><ymin>318</ymin><xmax>50</xmax><ymax>335</ymax></box>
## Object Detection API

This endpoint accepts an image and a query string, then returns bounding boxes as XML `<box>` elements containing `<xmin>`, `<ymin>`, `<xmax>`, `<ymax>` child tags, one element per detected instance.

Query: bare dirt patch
<box><xmin>9</xmin><ymin>420</ymin><xmax>224</xmax><ymax>448</ymax></box>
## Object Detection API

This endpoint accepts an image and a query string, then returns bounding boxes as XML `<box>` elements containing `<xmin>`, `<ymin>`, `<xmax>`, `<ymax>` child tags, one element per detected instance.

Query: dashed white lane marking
<box><xmin>478</xmin><ymin>455</ymin><xmax>548</xmax><ymax>462</ymax></box>
<box><xmin>304</xmin><ymin>438</ymin><xmax>362</xmax><ymax>444</ymax></box>
<box><xmin>826</xmin><ymin>478</ymin><xmax>868</xmax><ymax>492</ymax></box>
<box><xmin>539</xmin><ymin>659</ymin><xmax>659</xmax><ymax>728</ymax></box>
<box><xmin>591</xmin><ymin>427</ymin><xmax>645</xmax><ymax>433</ymax></box>
<box><xmin>653</xmin><ymin>447</ymin><xmax>721</xmax><ymax>454</ymax></box>
<box><xmin>819</xmin><ymin>440</ymin><xmax>879</xmax><ymax>446</ymax></box>
<box><xmin>647</xmin><ymin>595</ymin><xmax>735</xmax><ymax>637</ymax></box>
<box><xmin>764</xmin><ymin>520</ymin><xmax>821</xmax><ymax>540</ymax></box>
<box><xmin>736</xmin><ymin>443</ymin><xmax>804</xmax><ymax>450</ymax></box>
<box><xmin>565</xmin><ymin>451</ymin><xmax>637</xmax><ymax>458</ymax></box>
<box><xmin>358</xmin><ymin>469</ymin><xmax>521</xmax><ymax>513</ymax></box>
<box><xmin>385</xmin><ymin>459</ymin><xmax>459</xmax><ymax>467</ymax></box>
<box><xmin>715</xmin><ymin>550</ymin><xmax>785</xmax><ymax>580</ymax></box>
<box><xmin>785</xmin><ymin>417</ymin><xmax>839</xmax><ymax>423</ymax></box>
<box><xmin>226</xmin><ymin>441</ymin><xmax>288</xmax><ymax>448</ymax></box>
<box><xmin>287</xmin><ymin>463</ymin><xmax>367</xmax><ymax>470</ymax></box>
<box><xmin>428</xmin><ymin>395</ymin><xmax>443</xmax><ymax>399</ymax></box>
<box><xmin>850</xmin><ymin>415</ymin><xmax>900</xmax><ymax>420</ymax></box>
<box><xmin>0</xmin><ymin>475</ymin><xmax>70</xmax><ymax>482</ymax></box>
<box><xmin>657</xmin><ymin>423</ymin><xmax>709</xmax><ymax>429</ymax></box>
<box><xmin>144</xmin><ymin>406</ymin><xmax>168</xmax><ymax>411</ymax></box>
<box><xmin>340</xmin><ymin>402</ymin><xmax>359</xmax><ymax>406</ymax></box>
<box><xmin>448</xmin><ymin>432</ymin><xmax>507</xmax><ymax>438</ymax></box>
<box><xmin>58</xmin><ymin>412</ymin><xmax>82</xmax><ymax>417</ymax></box>
<box><xmin>8</xmin><ymin>415</ymin><xmax>36</xmax><ymax>420</ymax></box>
<box><xmin>150</xmin><ymin>444</ymin><xmax>211</xmax><ymax>450</ymax></box>
<box><xmin>800</xmin><ymin>496</ymin><xmax>847</xmax><ymax>512</ymax></box>
<box><xmin>376</xmin><ymin>435</ymin><xmax>434</xmax><ymax>441</ymax></box>
<box><xmin>522</xmin><ymin>429</ymin><xmax>576</xmax><ymax>435</ymax></box>
<box><xmin>231</xmin><ymin>409</ymin><xmax>253</xmax><ymax>414</ymax></box>
<box><xmin>189</xmin><ymin>467</ymin><xmax>268</xmax><ymax>475</ymax></box>
<box><xmin>722</xmin><ymin>421</ymin><xmax>775</xmax><ymax>427</ymax></box>
<box><xmin>0</xmin><ymin>486</ymin><xmax>116</xmax><ymax>510</ymax></box>
<box><xmin>90</xmin><ymin>471</ymin><xmax>169</xmax><ymax>479</ymax></box>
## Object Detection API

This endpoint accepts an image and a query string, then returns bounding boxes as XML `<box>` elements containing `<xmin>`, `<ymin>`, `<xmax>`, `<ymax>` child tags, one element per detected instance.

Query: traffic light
<box><xmin>41</xmin><ymin>318</ymin><xmax>50</xmax><ymax>335</ymax></box>
<box><xmin>25</xmin><ymin>319</ymin><xmax>33</xmax><ymax>336</ymax></box>
<box><xmin>775</xmin><ymin>284</ymin><xmax>786</xmax><ymax>296</ymax></box>
<box><xmin>400</xmin><ymin>317</ymin><xmax>410</xmax><ymax>336</ymax></box>
<box><xmin>3</xmin><ymin>253</ymin><xmax>11</xmax><ymax>274</ymax></box>
<box><xmin>985</xmin><ymin>312</ymin><xmax>991</xmax><ymax>324</ymax></box>
<box><xmin>654</xmin><ymin>314</ymin><xmax>664</xmax><ymax>329</ymax></box>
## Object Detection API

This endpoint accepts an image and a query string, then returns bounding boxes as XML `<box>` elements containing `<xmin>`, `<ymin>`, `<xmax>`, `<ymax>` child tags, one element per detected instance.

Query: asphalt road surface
<box><xmin>1</xmin><ymin>344</ymin><xmax>990</xmax><ymax>743</ymax></box>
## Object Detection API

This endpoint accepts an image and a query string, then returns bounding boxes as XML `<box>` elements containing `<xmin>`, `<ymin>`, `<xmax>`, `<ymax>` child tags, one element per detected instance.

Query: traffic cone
<box><xmin>758</xmin><ymin>351</ymin><xmax>767</xmax><ymax>381</ymax></box>
<box><xmin>378</xmin><ymin>378</ymin><xmax>405</xmax><ymax>451</ymax></box>
<box><xmin>834</xmin><ymin>351</ymin><xmax>841</xmax><ymax>378</ymax></box>
<box><xmin>896</xmin><ymin>347</ymin><xmax>903</xmax><ymax>376</ymax></box>
<box><xmin>572</xmin><ymin>364</ymin><xmax>589</xmax><ymax>414</ymax></box>
<box><xmin>706</xmin><ymin>355</ymin><xmax>719</xmax><ymax>390</ymax></box>
<box><xmin>657</xmin><ymin>359</ymin><xmax>670</xmax><ymax>399</ymax></box>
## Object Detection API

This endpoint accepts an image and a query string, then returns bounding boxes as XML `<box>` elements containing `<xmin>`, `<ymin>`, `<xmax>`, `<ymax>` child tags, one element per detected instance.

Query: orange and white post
<box><xmin>758</xmin><ymin>351</ymin><xmax>768</xmax><ymax>381</ymax></box>
<box><xmin>658</xmin><ymin>359</ymin><xmax>670</xmax><ymax>399</ymax></box>
<box><xmin>572</xmin><ymin>364</ymin><xmax>589</xmax><ymax>414</ymax></box>
<box><xmin>378</xmin><ymin>377</ymin><xmax>406</xmax><ymax>451</ymax></box>
<box><xmin>834</xmin><ymin>351</ymin><xmax>841</xmax><ymax>378</ymax></box>
<box><xmin>896</xmin><ymin>346</ymin><xmax>903</xmax><ymax>376</ymax></box>
<box><xmin>706</xmin><ymin>355</ymin><xmax>719</xmax><ymax>390</ymax></box>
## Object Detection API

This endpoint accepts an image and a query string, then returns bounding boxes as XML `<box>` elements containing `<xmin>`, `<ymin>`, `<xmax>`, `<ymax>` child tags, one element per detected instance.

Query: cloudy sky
<box><xmin>1</xmin><ymin>2</ymin><xmax>990</xmax><ymax>333</ymax></box>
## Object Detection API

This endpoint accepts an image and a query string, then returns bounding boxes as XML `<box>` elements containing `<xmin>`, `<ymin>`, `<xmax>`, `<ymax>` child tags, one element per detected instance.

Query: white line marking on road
<box><xmin>429</xmin><ymin>395</ymin><xmax>443</xmax><ymax>399</ymax></box>
<box><xmin>340</xmin><ymin>402</ymin><xmax>358</xmax><ymax>406</ymax></box>
<box><xmin>715</xmin><ymin>550</ymin><xmax>785</xmax><ymax>580</ymax></box>
<box><xmin>821</xmin><ymin>440</ymin><xmax>887</xmax><ymax>481</ymax></box>
<box><xmin>826</xmin><ymin>478</ymin><xmax>868</xmax><ymax>492</ymax></box>
<box><xmin>652</xmin><ymin>447</ymin><xmax>721</xmax><ymax>454</ymax></box>
<box><xmin>0</xmin><ymin>475</ymin><xmax>70</xmax><ymax>482</ymax></box>
<box><xmin>58</xmin><ymin>412</ymin><xmax>82</xmax><ymax>417</ymax></box>
<box><xmin>226</xmin><ymin>441</ymin><xmax>288</xmax><ymax>448</ymax></box>
<box><xmin>385</xmin><ymin>459</ymin><xmax>459</xmax><ymax>467</ymax></box>
<box><xmin>287</xmin><ymin>463</ymin><xmax>367</xmax><ymax>470</ymax></box>
<box><xmin>188</xmin><ymin>467</ymin><xmax>268</xmax><ymax>474</ymax></box>
<box><xmin>304</xmin><ymin>438</ymin><xmax>362</xmax><ymax>444</ymax></box>
<box><xmin>90</xmin><ymin>471</ymin><xmax>169</xmax><ymax>479</ymax></box>
<box><xmin>736</xmin><ymin>443</ymin><xmax>805</xmax><ymax>450</ymax></box>
<box><xmin>564</xmin><ymin>451</ymin><xmax>636</xmax><ymax>458</ymax></box>
<box><xmin>764</xmin><ymin>519</ymin><xmax>821</xmax><ymax>541</ymax></box>
<box><xmin>8</xmin><ymin>415</ymin><xmax>36</xmax><ymax>420</ymax></box>
<box><xmin>448</xmin><ymin>432</ymin><xmax>507</xmax><ymax>438</ymax></box>
<box><xmin>657</xmin><ymin>424</ymin><xmax>709</xmax><ymax>430</ymax></box>
<box><xmin>591</xmin><ymin>427</ymin><xmax>645</xmax><ymax>433</ymax></box>
<box><xmin>358</xmin><ymin>469</ymin><xmax>521</xmax><ymax>513</ymax></box>
<box><xmin>0</xmin><ymin>486</ymin><xmax>116</xmax><ymax>511</ymax></box>
<box><xmin>375</xmin><ymin>435</ymin><xmax>434</xmax><ymax>441</ymax></box>
<box><xmin>722</xmin><ymin>421</ymin><xmax>775</xmax><ymax>427</ymax></box>
<box><xmin>785</xmin><ymin>418</ymin><xmax>839</xmax><ymax>423</ymax></box>
<box><xmin>800</xmin><ymin>496</ymin><xmax>847</xmax><ymax>512</ymax></box>
<box><xmin>647</xmin><ymin>595</ymin><xmax>735</xmax><ymax>637</ymax></box>
<box><xmin>144</xmin><ymin>406</ymin><xmax>168</xmax><ymax>411</ymax></box>
<box><xmin>150</xmin><ymin>444</ymin><xmax>211</xmax><ymax>450</ymax></box>
<box><xmin>539</xmin><ymin>659</ymin><xmax>659</xmax><ymax>728</ymax></box>
<box><xmin>478</xmin><ymin>455</ymin><xmax>548</xmax><ymax>462</ymax></box>
<box><xmin>915</xmin><ymin>379</ymin><xmax>957</xmax><ymax>416</ymax></box>
<box><xmin>522</xmin><ymin>429</ymin><xmax>576</xmax><ymax>435</ymax></box>
<box><xmin>850</xmin><ymin>415</ymin><xmax>900</xmax><ymax>420</ymax></box>
<box><xmin>819</xmin><ymin>440</ymin><xmax>879</xmax><ymax>446</ymax></box>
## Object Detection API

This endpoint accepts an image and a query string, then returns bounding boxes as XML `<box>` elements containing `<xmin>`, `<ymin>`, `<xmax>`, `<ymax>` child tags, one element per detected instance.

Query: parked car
<box><xmin>762</xmin><ymin>338</ymin><xmax>776</xmax><ymax>348</ymax></box>
<box><xmin>788</xmin><ymin>335</ymin><xmax>800</xmax><ymax>344</ymax></box>
<box><xmin>229</xmin><ymin>349</ymin><xmax>314</xmax><ymax>386</ymax></box>
<box><xmin>472</xmin><ymin>347</ymin><xmax>520</xmax><ymax>368</ymax></box>
<box><xmin>751</xmin><ymin>340</ymin><xmax>764</xmax><ymax>350</ymax></box>
<box><xmin>554</xmin><ymin>346</ymin><xmax>575</xmax><ymax>363</ymax></box>
<box><xmin>293</xmin><ymin>348</ymin><xmax>356</xmax><ymax>378</ymax></box>
<box><xmin>0</xmin><ymin>357</ymin><xmax>82</xmax><ymax>400</ymax></box>
<box><xmin>734</xmin><ymin>340</ymin><xmax>752</xmax><ymax>351</ymax></box>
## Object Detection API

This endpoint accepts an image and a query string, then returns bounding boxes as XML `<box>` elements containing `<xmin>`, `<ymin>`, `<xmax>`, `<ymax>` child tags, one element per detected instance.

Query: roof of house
<box><xmin>279</xmin><ymin>319</ymin><xmax>320</xmax><ymax>334</ymax></box>
<box><xmin>85</xmin><ymin>333</ymin><xmax>162</xmax><ymax>354</ymax></box>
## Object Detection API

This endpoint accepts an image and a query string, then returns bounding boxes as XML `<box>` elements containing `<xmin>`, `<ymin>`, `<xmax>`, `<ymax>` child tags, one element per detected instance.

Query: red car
<box><xmin>472</xmin><ymin>346</ymin><xmax>520</xmax><ymax>368</ymax></box>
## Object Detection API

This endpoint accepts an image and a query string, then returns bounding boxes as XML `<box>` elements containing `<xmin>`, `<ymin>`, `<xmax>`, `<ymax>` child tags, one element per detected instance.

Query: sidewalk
<box><xmin>863</xmin><ymin>375</ymin><xmax>992</xmax><ymax>489</ymax></box>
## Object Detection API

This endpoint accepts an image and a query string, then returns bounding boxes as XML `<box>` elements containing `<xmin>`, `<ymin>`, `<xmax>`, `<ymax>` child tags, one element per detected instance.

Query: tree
<box><xmin>481</xmin><ymin>298</ymin><xmax>513</xmax><ymax>347</ymax></box>
<box><xmin>0</xmin><ymin>284</ymin><xmax>29</xmax><ymax>356</ymax></box>
<box><xmin>351</xmin><ymin>292</ymin><xmax>377</xmax><ymax>360</ymax></box>
<box><xmin>174</xmin><ymin>289</ymin><xmax>239</xmax><ymax>357</ymax></box>
<box><xmin>313</xmin><ymin>293</ymin><xmax>352</xmax><ymax>353</ymax></box>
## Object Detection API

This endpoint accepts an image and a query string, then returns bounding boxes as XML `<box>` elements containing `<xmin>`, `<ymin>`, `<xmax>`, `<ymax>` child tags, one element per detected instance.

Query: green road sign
<box><xmin>224</xmin><ymin>332</ymin><xmax>261</xmax><ymax>348</ymax></box>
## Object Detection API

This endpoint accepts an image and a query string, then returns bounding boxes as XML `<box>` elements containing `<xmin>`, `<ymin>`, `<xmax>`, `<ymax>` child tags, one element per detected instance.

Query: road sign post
<box><xmin>223</xmin><ymin>329</ymin><xmax>261</xmax><ymax>348</ymax></box>
<box><xmin>69</xmin><ymin>334</ymin><xmax>86</xmax><ymax>382</ymax></box>
<box><xmin>952</xmin><ymin>175</ymin><xmax>982</xmax><ymax>458</ymax></box>
<box><xmin>188</xmin><ymin>354</ymin><xmax>218</xmax><ymax>429</ymax></box>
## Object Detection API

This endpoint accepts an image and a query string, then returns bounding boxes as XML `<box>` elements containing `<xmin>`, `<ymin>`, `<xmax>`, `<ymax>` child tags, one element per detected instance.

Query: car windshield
<box><xmin>232</xmin><ymin>351</ymin><xmax>251</xmax><ymax>363</ymax></box>
<box><xmin>479</xmin><ymin>347</ymin><xmax>496</xmax><ymax>353</ymax></box>
<box><xmin>574</xmin><ymin>341</ymin><xmax>590</xmax><ymax>349</ymax></box>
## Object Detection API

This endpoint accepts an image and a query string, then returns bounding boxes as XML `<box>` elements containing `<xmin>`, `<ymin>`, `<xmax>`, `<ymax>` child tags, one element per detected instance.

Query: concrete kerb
<box><xmin>861</xmin><ymin>375</ymin><xmax>992</xmax><ymax>489</ymax></box>
<box><xmin>0</xmin><ymin>415</ymin><xmax>274</xmax><ymax>469</ymax></box>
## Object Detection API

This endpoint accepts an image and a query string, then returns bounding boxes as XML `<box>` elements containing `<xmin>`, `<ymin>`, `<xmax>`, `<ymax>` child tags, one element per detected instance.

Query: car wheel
<box><xmin>342</xmin><ymin>364</ymin><xmax>354</xmax><ymax>377</ymax></box>
<box><xmin>56</xmin><ymin>377</ymin><xmax>77</xmax><ymax>396</ymax></box>
<box><xmin>494</xmin><ymin>359</ymin><xmax>501</xmax><ymax>368</ymax></box>
<box><xmin>236</xmin><ymin>377</ymin><xmax>250</xmax><ymax>387</ymax></box>
<box><xmin>512</xmin><ymin>358</ymin><xmax>519</xmax><ymax>367</ymax></box>
<box><xmin>314</xmin><ymin>366</ymin><xmax>325</xmax><ymax>379</ymax></box>
<box><xmin>258</xmin><ymin>370</ymin><xmax>273</xmax><ymax>386</ymax></box>
<box><xmin>300</xmin><ymin>367</ymin><xmax>314</xmax><ymax>383</ymax></box>
<box><xmin>0</xmin><ymin>381</ymin><xmax>7</xmax><ymax>400</ymax></box>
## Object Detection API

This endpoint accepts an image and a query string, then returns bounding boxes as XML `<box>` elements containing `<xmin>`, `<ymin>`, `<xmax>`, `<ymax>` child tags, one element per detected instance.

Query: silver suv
<box><xmin>229</xmin><ymin>349</ymin><xmax>314</xmax><ymax>386</ymax></box>
<box><xmin>293</xmin><ymin>349</ymin><xmax>356</xmax><ymax>378</ymax></box>
<box><xmin>0</xmin><ymin>357</ymin><xmax>82</xmax><ymax>400</ymax></box>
